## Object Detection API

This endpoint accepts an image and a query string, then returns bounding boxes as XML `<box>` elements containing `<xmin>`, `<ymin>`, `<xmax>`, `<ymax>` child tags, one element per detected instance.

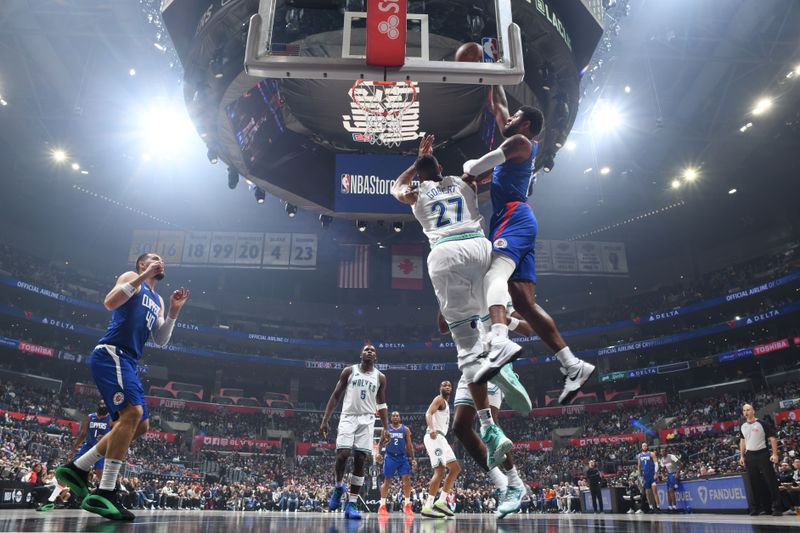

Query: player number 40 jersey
<box><xmin>411</xmin><ymin>176</ymin><xmax>484</xmax><ymax>246</ymax></box>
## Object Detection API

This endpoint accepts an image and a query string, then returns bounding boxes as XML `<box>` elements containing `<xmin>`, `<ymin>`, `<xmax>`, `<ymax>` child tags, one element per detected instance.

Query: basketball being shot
<box><xmin>2</xmin><ymin>0</ymin><xmax>799</xmax><ymax>531</ymax></box>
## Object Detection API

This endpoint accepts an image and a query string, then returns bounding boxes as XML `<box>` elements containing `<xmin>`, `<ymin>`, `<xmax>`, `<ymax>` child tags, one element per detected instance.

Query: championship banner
<box><xmin>659</xmin><ymin>420</ymin><xmax>738</xmax><ymax>442</ymax></box>
<box><xmin>192</xmin><ymin>436</ymin><xmax>281</xmax><ymax>452</ymax></box>
<box><xmin>391</xmin><ymin>244</ymin><xmax>423</xmax><ymax>290</ymax></box>
<box><xmin>569</xmin><ymin>432</ymin><xmax>645</xmax><ymax>447</ymax></box>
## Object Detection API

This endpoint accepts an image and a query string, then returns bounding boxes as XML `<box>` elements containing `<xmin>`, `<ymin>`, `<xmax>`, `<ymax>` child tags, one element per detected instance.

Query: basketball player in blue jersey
<box><xmin>56</xmin><ymin>252</ymin><xmax>189</xmax><ymax>521</ymax></box>
<box><xmin>38</xmin><ymin>401</ymin><xmax>113</xmax><ymax>512</ymax></box>
<box><xmin>320</xmin><ymin>345</ymin><xmax>389</xmax><ymax>520</ymax></box>
<box><xmin>465</xmin><ymin>84</ymin><xmax>595</xmax><ymax>405</ymax></box>
<box><xmin>375</xmin><ymin>411</ymin><xmax>416</xmax><ymax>517</ymax></box>
<box><xmin>636</xmin><ymin>442</ymin><xmax>660</xmax><ymax>513</ymax></box>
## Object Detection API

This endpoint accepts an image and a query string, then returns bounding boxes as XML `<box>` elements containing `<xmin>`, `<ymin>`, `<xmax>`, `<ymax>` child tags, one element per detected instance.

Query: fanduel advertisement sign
<box><xmin>655</xmin><ymin>476</ymin><xmax>748</xmax><ymax>511</ymax></box>
<box><xmin>334</xmin><ymin>154</ymin><xmax>417</xmax><ymax>214</ymax></box>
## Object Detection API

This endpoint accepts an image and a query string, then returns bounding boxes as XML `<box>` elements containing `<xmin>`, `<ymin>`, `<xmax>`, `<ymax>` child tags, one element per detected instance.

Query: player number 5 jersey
<box><xmin>341</xmin><ymin>365</ymin><xmax>380</xmax><ymax>416</ymax></box>
<box><xmin>411</xmin><ymin>176</ymin><xmax>484</xmax><ymax>246</ymax></box>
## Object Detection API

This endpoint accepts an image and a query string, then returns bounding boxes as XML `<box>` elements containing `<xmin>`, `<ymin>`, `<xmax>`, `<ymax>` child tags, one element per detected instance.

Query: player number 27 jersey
<box><xmin>411</xmin><ymin>176</ymin><xmax>484</xmax><ymax>246</ymax></box>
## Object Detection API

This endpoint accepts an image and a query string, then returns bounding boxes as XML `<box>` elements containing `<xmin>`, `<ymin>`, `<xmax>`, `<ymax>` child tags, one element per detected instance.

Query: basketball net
<box><xmin>349</xmin><ymin>80</ymin><xmax>417</xmax><ymax>148</ymax></box>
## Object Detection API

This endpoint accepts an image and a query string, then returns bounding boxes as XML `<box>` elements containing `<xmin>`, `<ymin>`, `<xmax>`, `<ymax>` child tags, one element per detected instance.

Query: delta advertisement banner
<box><xmin>569</xmin><ymin>432</ymin><xmax>645</xmax><ymax>447</ymax></box>
<box><xmin>192</xmin><ymin>436</ymin><xmax>281</xmax><ymax>452</ymax></box>
<box><xmin>334</xmin><ymin>154</ymin><xmax>416</xmax><ymax>215</ymax></box>
<box><xmin>659</xmin><ymin>420</ymin><xmax>738</xmax><ymax>441</ymax></box>
<box><xmin>0</xmin><ymin>409</ymin><xmax>79</xmax><ymax>436</ymax></box>
<box><xmin>655</xmin><ymin>475</ymin><xmax>748</xmax><ymax>511</ymax></box>
<box><xmin>513</xmin><ymin>439</ymin><xmax>554</xmax><ymax>451</ymax></box>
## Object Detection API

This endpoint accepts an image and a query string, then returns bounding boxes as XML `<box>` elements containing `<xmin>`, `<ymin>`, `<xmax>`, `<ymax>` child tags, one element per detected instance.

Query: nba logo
<box><xmin>341</xmin><ymin>174</ymin><xmax>351</xmax><ymax>193</ymax></box>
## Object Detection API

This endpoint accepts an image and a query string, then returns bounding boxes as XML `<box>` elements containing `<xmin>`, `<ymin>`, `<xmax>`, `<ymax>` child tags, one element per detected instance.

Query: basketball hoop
<box><xmin>349</xmin><ymin>80</ymin><xmax>418</xmax><ymax>147</ymax></box>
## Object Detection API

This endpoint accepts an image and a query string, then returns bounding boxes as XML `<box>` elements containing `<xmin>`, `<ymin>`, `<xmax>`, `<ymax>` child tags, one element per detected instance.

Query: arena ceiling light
<box><xmin>138</xmin><ymin>106</ymin><xmax>195</xmax><ymax>159</ymax></box>
<box><xmin>590</xmin><ymin>100</ymin><xmax>625</xmax><ymax>135</ymax></box>
<box><xmin>393</xmin><ymin>221</ymin><xmax>403</xmax><ymax>233</ymax></box>
<box><xmin>671</xmin><ymin>179</ymin><xmax>681</xmax><ymax>189</ymax></box>
<box><xmin>600</xmin><ymin>166</ymin><xmax>611</xmax><ymax>175</ymax></box>
<box><xmin>683</xmin><ymin>168</ymin><xmax>698</xmax><ymax>181</ymax></box>
<box><xmin>624</xmin><ymin>85</ymin><xmax>631</xmax><ymax>93</ymax></box>
<box><xmin>285</xmin><ymin>203</ymin><xmax>297</xmax><ymax>218</ymax></box>
<box><xmin>319</xmin><ymin>214</ymin><xmax>333</xmax><ymax>229</ymax></box>
<box><xmin>565</xmin><ymin>140</ymin><xmax>577</xmax><ymax>151</ymax></box>
<box><xmin>129</xmin><ymin>68</ymin><xmax>136</xmax><ymax>76</ymax></box>
<box><xmin>227</xmin><ymin>166</ymin><xmax>239</xmax><ymax>189</ymax></box>
<box><xmin>728</xmin><ymin>188</ymin><xmax>737</xmax><ymax>195</ymax></box>
<box><xmin>356</xmin><ymin>220</ymin><xmax>367</xmax><ymax>232</ymax></box>
<box><xmin>71</xmin><ymin>162</ymin><xmax>80</xmax><ymax>171</ymax></box>
<box><xmin>51</xmin><ymin>149</ymin><xmax>68</xmax><ymax>163</ymax></box>
<box><xmin>254</xmin><ymin>187</ymin><xmax>266</xmax><ymax>204</ymax></box>
<box><xmin>207</xmin><ymin>147</ymin><xmax>219</xmax><ymax>165</ymax></box>
<box><xmin>751</xmin><ymin>97</ymin><xmax>773</xmax><ymax>115</ymax></box>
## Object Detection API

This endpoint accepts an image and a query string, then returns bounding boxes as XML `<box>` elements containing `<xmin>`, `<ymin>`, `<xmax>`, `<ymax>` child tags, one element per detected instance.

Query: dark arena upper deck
<box><xmin>0</xmin><ymin>0</ymin><xmax>800</xmax><ymax>531</ymax></box>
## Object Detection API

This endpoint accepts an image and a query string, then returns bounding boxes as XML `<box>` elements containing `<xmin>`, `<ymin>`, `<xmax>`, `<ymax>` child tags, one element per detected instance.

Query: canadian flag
<box><xmin>391</xmin><ymin>244</ymin><xmax>423</xmax><ymax>290</ymax></box>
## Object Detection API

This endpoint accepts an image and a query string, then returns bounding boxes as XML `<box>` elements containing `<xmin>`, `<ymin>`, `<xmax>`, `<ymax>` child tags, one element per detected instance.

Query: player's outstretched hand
<box><xmin>320</xmin><ymin>420</ymin><xmax>329</xmax><ymax>440</ymax></box>
<box><xmin>418</xmin><ymin>134</ymin><xmax>434</xmax><ymax>157</ymax></box>
<box><xmin>411</xmin><ymin>458</ymin><xmax>417</xmax><ymax>471</ymax></box>
<box><xmin>170</xmin><ymin>288</ymin><xmax>190</xmax><ymax>310</ymax></box>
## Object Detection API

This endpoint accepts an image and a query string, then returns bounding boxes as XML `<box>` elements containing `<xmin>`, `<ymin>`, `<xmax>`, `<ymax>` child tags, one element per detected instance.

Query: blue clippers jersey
<box><xmin>639</xmin><ymin>452</ymin><xmax>655</xmax><ymax>474</ymax></box>
<box><xmin>490</xmin><ymin>145</ymin><xmax>537</xmax><ymax>211</ymax></box>
<box><xmin>386</xmin><ymin>424</ymin><xmax>407</xmax><ymax>456</ymax></box>
<box><xmin>85</xmin><ymin>412</ymin><xmax>111</xmax><ymax>448</ymax></box>
<box><xmin>98</xmin><ymin>282</ymin><xmax>161</xmax><ymax>360</ymax></box>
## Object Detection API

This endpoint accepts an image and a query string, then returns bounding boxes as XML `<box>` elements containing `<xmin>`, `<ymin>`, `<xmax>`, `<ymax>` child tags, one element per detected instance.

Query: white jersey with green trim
<box><xmin>341</xmin><ymin>364</ymin><xmax>380</xmax><ymax>416</ymax></box>
<box><xmin>411</xmin><ymin>176</ymin><xmax>484</xmax><ymax>246</ymax></box>
<box><xmin>431</xmin><ymin>398</ymin><xmax>450</xmax><ymax>436</ymax></box>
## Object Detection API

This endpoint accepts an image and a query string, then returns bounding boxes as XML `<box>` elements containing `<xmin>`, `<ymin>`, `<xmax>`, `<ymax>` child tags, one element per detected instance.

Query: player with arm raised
<box><xmin>319</xmin><ymin>344</ymin><xmax>389</xmax><ymax>520</ymax></box>
<box><xmin>464</xmin><ymin>84</ymin><xmax>595</xmax><ymax>405</ymax></box>
<box><xmin>56</xmin><ymin>253</ymin><xmax>189</xmax><ymax>521</ymax></box>
<box><xmin>392</xmin><ymin>136</ymin><xmax>529</xmax><ymax>474</ymax></box>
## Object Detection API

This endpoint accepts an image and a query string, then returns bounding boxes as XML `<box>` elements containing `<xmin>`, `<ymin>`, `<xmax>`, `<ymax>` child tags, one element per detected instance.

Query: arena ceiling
<box><xmin>0</xmin><ymin>0</ymin><xmax>798</xmax><ymax>252</ymax></box>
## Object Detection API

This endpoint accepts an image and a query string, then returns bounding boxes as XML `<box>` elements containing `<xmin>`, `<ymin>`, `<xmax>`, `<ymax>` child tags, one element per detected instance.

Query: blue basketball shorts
<box><xmin>383</xmin><ymin>454</ymin><xmax>411</xmax><ymax>478</ymax></box>
<box><xmin>489</xmin><ymin>201</ymin><xmax>538</xmax><ymax>283</ymax></box>
<box><xmin>89</xmin><ymin>345</ymin><xmax>149</xmax><ymax>422</ymax></box>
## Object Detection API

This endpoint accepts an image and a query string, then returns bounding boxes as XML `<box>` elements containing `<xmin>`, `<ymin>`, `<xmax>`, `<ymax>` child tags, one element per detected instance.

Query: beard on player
<box><xmin>439</xmin><ymin>380</ymin><xmax>452</xmax><ymax>400</ymax></box>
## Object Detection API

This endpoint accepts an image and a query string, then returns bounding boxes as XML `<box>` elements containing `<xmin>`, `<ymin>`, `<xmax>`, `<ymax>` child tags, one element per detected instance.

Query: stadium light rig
<box><xmin>227</xmin><ymin>166</ymin><xmax>239</xmax><ymax>189</ymax></box>
<box><xmin>671</xmin><ymin>179</ymin><xmax>681</xmax><ymax>189</ymax></box>
<box><xmin>254</xmin><ymin>187</ymin><xmax>266</xmax><ymax>204</ymax></box>
<box><xmin>285</xmin><ymin>203</ymin><xmax>297</xmax><ymax>218</ymax></box>
<box><xmin>683</xmin><ymin>168</ymin><xmax>698</xmax><ymax>181</ymax></box>
<box><xmin>51</xmin><ymin>149</ymin><xmax>68</xmax><ymax>163</ymax></box>
<box><xmin>356</xmin><ymin>220</ymin><xmax>367</xmax><ymax>232</ymax></box>
<box><xmin>393</xmin><ymin>221</ymin><xmax>403</xmax><ymax>233</ymax></box>
<box><xmin>319</xmin><ymin>214</ymin><xmax>333</xmax><ymax>228</ymax></box>
<box><xmin>752</xmin><ymin>97</ymin><xmax>772</xmax><ymax>115</ymax></box>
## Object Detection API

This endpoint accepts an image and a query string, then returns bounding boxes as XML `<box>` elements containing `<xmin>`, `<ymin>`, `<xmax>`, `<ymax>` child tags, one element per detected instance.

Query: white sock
<box><xmin>504</xmin><ymin>466</ymin><xmax>525</xmax><ymax>489</ymax></box>
<box><xmin>488</xmin><ymin>467</ymin><xmax>508</xmax><ymax>491</ymax></box>
<box><xmin>380</xmin><ymin>497</ymin><xmax>385</xmax><ymax>506</ymax></box>
<box><xmin>478</xmin><ymin>408</ymin><xmax>494</xmax><ymax>428</ymax></box>
<box><xmin>555</xmin><ymin>346</ymin><xmax>579</xmax><ymax>368</ymax></box>
<box><xmin>48</xmin><ymin>484</ymin><xmax>63</xmax><ymax>502</ymax></box>
<box><xmin>74</xmin><ymin>445</ymin><xmax>103</xmax><ymax>471</ymax></box>
<box><xmin>491</xmin><ymin>323</ymin><xmax>509</xmax><ymax>339</ymax></box>
<box><xmin>438</xmin><ymin>491</ymin><xmax>449</xmax><ymax>503</ymax></box>
<box><xmin>99</xmin><ymin>459</ymin><xmax>123</xmax><ymax>491</ymax></box>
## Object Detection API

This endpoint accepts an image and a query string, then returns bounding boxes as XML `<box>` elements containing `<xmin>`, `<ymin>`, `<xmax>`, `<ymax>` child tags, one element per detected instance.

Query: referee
<box><xmin>738</xmin><ymin>403</ymin><xmax>781</xmax><ymax>516</ymax></box>
<box><xmin>586</xmin><ymin>460</ymin><xmax>603</xmax><ymax>513</ymax></box>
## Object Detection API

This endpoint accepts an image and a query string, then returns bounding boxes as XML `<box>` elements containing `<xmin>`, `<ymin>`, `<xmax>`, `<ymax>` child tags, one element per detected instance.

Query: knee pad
<box><xmin>484</xmin><ymin>254</ymin><xmax>516</xmax><ymax>308</ymax></box>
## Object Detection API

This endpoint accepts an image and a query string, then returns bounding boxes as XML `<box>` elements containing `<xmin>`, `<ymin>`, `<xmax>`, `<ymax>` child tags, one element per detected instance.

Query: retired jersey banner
<box><xmin>392</xmin><ymin>244</ymin><xmax>424</xmax><ymax>290</ymax></box>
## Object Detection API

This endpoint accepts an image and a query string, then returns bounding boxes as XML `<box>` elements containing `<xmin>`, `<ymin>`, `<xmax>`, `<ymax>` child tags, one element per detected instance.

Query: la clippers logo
<box><xmin>377</xmin><ymin>0</ymin><xmax>402</xmax><ymax>40</ymax></box>
<box><xmin>494</xmin><ymin>238</ymin><xmax>508</xmax><ymax>249</ymax></box>
<box><xmin>341</xmin><ymin>174</ymin><xmax>351</xmax><ymax>194</ymax></box>
<box><xmin>113</xmin><ymin>392</ymin><xmax>125</xmax><ymax>406</ymax></box>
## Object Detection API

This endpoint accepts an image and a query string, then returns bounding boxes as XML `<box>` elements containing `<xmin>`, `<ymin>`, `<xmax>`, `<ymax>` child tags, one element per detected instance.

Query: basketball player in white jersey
<box><xmin>320</xmin><ymin>345</ymin><xmax>388</xmax><ymax>520</ymax></box>
<box><xmin>392</xmin><ymin>135</ymin><xmax>529</xmax><ymax>472</ymax></box>
<box><xmin>421</xmin><ymin>381</ymin><xmax>459</xmax><ymax>518</ymax></box>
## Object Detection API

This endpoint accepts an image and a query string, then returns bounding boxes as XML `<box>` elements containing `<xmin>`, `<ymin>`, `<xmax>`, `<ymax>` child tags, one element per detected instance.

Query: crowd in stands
<box><xmin>3</xmin><ymin>371</ymin><xmax>800</xmax><ymax>514</ymax></box>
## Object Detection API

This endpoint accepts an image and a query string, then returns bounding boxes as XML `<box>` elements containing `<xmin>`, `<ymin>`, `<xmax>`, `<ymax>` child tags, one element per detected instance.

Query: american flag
<box><xmin>338</xmin><ymin>245</ymin><xmax>370</xmax><ymax>289</ymax></box>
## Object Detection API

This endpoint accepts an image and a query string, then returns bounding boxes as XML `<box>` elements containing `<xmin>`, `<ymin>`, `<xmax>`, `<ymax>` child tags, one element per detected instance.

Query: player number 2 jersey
<box><xmin>411</xmin><ymin>176</ymin><xmax>484</xmax><ymax>246</ymax></box>
<box><xmin>341</xmin><ymin>365</ymin><xmax>380</xmax><ymax>417</ymax></box>
<box><xmin>386</xmin><ymin>424</ymin><xmax>407</xmax><ymax>456</ymax></box>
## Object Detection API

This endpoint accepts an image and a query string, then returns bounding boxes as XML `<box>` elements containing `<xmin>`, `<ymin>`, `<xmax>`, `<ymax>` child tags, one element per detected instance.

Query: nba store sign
<box><xmin>334</xmin><ymin>154</ymin><xmax>417</xmax><ymax>214</ymax></box>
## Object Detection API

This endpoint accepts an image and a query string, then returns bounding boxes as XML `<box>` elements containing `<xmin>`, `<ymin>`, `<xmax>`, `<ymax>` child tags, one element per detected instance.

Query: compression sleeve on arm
<box><xmin>151</xmin><ymin>317</ymin><xmax>176</xmax><ymax>346</ymax></box>
<box><xmin>463</xmin><ymin>148</ymin><xmax>506</xmax><ymax>177</ymax></box>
